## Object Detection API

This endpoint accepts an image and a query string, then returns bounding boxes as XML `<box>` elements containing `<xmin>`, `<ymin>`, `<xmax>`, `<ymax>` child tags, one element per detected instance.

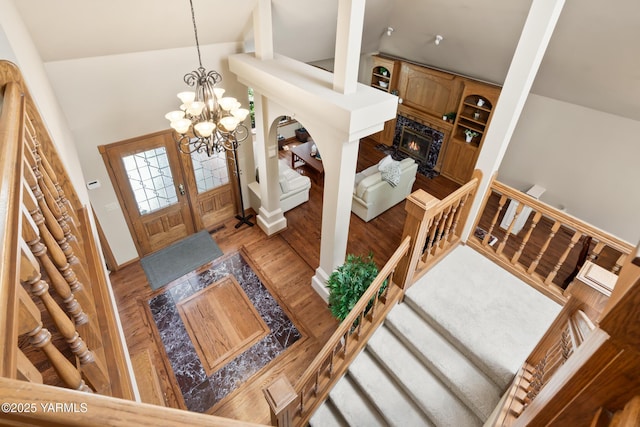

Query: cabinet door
<box><xmin>441</xmin><ymin>140</ymin><xmax>477</xmax><ymax>184</ymax></box>
<box><xmin>397</xmin><ymin>63</ymin><xmax>460</xmax><ymax>118</ymax></box>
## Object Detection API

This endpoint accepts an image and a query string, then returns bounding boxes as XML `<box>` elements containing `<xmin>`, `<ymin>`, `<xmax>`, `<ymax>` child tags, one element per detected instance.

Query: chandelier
<box><xmin>165</xmin><ymin>0</ymin><xmax>250</xmax><ymax>156</ymax></box>
<box><xmin>165</xmin><ymin>0</ymin><xmax>253</xmax><ymax>228</ymax></box>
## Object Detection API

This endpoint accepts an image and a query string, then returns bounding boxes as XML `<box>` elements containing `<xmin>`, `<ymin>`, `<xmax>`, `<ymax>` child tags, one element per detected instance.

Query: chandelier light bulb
<box><xmin>177</xmin><ymin>91</ymin><xmax>196</xmax><ymax>104</ymax></box>
<box><xmin>232</xmin><ymin>108</ymin><xmax>250</xmax><ymax>121</ymax></box>
<box><xmin>187</xmin><ymin>101</ymin><xmax>205</xmax><ymax>116</ymax></box>
<box><xmin>219</xmin><ymin>116</ymin><xmax>239</xmax><ymax>132</ymax></box>
<box><xmin>219</xmin><ymin>97</ymin><xmax>238</xmax><ymax>111</ymax></box>
<box><xmin>165</xmin><ymin>110</ymin><xmax>185</xmax><ymax>122</ymax></box>
<box><xmin>170</xmin><ymin>118</ymin><xmax>192</xmax><ymax>134</ymax></box>
<box><xmin>194</xmin><ymin>121</ymin><xmax>216</xmax><ymax>138</ymax></box>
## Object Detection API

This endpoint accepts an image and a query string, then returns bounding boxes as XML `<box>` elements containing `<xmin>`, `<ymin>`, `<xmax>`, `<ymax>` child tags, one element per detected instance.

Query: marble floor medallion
<box><xmin>148</xmin><ymin>251</ymin><xmax>302</xmax><ymax>412</ymax></box>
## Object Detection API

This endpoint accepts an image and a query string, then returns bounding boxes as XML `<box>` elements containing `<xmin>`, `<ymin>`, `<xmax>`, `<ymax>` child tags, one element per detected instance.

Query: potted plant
<box><xmin>327</xmin><ymin>252</ymin><xmax>386</xmax><ymax>323</ymax></box>
<box><xmin>464</xmin><ymin>129</ymin><xmax>479</xmax><ymax>143</ymax></box>
<box><xmin>443</xmin><ymin>112</ymin><xmax>456</xmax><ymax>122</ymax></box>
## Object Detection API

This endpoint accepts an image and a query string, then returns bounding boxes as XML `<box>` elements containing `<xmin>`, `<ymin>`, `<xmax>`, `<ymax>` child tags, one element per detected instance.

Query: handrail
<box><xmin>469</xmin><ymin>176</ymin><xmax>634</xmax><ymax>303</ymax></box>
<box><xmin>0</xmin><ymin>78</ymin><xmax>24</xmax><ymax>379</ymax></box>
<box><xmin>0</xmin><ymin>377</ymin><xmax>268</xmax><ymax>427</ymax></box>
<box><xmin>297</xmin><ymin>235</ymin><xmax>411</xmax><ymax>388</ymax></box>
<box><xmin>264</xmin><ymin>236</ymin><xmax>412</xmax><ymax>426</ymax></box>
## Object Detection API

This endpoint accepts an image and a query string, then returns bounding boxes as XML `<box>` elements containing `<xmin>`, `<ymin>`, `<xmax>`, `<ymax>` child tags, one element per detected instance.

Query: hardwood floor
<box><xmin>108</xmin><ymin>136</ymin><xmax>460</xmax><ymax>424</ymax></box>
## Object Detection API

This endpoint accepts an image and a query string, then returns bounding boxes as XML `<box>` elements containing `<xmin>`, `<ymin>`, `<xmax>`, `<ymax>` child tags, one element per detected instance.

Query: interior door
<box><xmin>100</xmin><ymin>131</ymin><xmax>196</xmax><ymax>256</ymax></box>
<box><xmin>180</xmin><ymin>147</ymin><xmax>236</xmax><ymax>231</ymax></box>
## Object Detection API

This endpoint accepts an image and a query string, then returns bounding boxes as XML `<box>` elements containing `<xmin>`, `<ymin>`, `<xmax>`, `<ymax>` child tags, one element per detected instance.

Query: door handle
<box><xmin>178</xmin><ymin>184</ymin><xmax>186</xmax><ymax>195</ymax></box>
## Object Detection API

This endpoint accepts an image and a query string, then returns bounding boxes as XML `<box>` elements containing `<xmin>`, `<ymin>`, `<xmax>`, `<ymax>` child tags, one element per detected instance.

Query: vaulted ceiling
<box><xmin>13</xmin><ymin>0</ymin><xmax>640</xmax><ymax>122</ymax></box>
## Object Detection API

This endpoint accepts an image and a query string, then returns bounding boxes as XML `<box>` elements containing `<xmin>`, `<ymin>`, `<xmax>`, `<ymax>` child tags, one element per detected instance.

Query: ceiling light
<box><xmin>165</xmin><ymin>0</ymin><xmax>249</xmax><ymax>157</ymax></box>
<box><xmin>386</xmin><ymin>27</ymin><xmax>394</xmax><ymax>37</ymax></box>
<box><xmin>435</xmin><ymin>35</ymin><xmax>443</xmax><ymax>46</ymax></box>
<box><xmin>165</xmin><ymin>0</ymin><xmax>253</xmax><ymax>228</ymax></box>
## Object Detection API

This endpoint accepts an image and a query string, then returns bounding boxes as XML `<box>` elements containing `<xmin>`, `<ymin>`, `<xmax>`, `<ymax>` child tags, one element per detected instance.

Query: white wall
<box><xmin>499</xmin><ymin>93</ymin><xmax>640</xmax><ymax>244</ymax></box>
<box><xmin>43</xmin><ymin>42</ymin><xmax>251</xmax><ymax>265</ymax></box>
<box><xmin>0</xmin><ymin>0</ymin><xmax>89</xmax><ymax>206</ymax></box>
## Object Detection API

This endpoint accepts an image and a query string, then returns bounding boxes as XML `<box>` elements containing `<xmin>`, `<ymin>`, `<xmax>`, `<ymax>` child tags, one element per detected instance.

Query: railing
<box><xmin>489</xmin><ymin>242</ymin><xmax>640</xmax><ymax>426</ymax></box>
<box><xmin>395</xmin><ymin>170</ymin><xmax>482</xmax><ymax>288</ymax></box>
<box><xmin>264</xmin><ymin>236</ymin><xmax>412</xmax><ymax>426</ymax></box>
<box><xmin>468</xmin><ymin>176</ymin><xmax>634</xmax><ymax>303</ymax></box>
<box><xmin>0</xmin><ymin>60</ymin><xmax>274</xmax><ymax>426</ymax></box>
<box><xmin>264</xmin><ymin>171</ymin><xmax>483</xmax><ymax>426</ymax></box>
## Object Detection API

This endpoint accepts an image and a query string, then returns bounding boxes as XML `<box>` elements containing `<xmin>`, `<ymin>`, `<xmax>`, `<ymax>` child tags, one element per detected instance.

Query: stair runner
<box><xmin>310</xmin><ymin>245</ymin><xmax>561</xmax><ymax>427</ymax></box>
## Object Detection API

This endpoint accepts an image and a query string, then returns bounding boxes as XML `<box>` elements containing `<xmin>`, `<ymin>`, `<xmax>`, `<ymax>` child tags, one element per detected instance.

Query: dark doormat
<box><xmin>140</xmin><ymin>230</ymin><xmax>223</xmax><ymax>291</ymax></box>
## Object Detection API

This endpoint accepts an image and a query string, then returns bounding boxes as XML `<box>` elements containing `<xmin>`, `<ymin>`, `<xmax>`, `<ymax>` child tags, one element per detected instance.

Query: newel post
<box><xmin>263</xmin><ymin>374</ymin><xmax>298</xmax><ymax>427</ymax></box>
<box><xmin>395</xmin><ymin>190</ymin><xmax>440</xmax><ymax>290</ymax></box>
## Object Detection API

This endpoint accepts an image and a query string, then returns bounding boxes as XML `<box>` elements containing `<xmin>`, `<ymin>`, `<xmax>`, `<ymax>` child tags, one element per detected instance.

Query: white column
<box><xmin>333</xmin><ymin>0</ymin><xmax>366</xmax><ymax>94</ymax></box>
<box><xmin>462</xmin><ymin>0</ymin><xmax>566</xmax><ymax>240</ymax></box>
<box><xmin>253</xmin><ymin>94</ymin><xmax>287</xmax><ymax>235</ymax></box>
<box><xmin>311</xmin><ymin>138</ymin><xmax>360</xmax><ymax>301</ymax></box>
<box><xmin>253</xmin><ymin>0</ymin><xmax>274</xmax><ymax>60</ymax></box>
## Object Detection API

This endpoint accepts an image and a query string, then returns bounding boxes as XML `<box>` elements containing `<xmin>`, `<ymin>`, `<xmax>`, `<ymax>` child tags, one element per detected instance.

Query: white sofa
<box><xmin>248</xmin><ymin>161</ymin><xmax>311</xmax><ymax>213</ymax></box>
<box><xmin>351</xmin><ymin>156</ymin><xmax>418</xmax><ymax>222</ymax></box>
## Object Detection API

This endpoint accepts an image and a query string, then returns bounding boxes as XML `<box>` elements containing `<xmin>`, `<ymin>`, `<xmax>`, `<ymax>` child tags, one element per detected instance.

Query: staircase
<box><xmin>310</xmin><ymin>245</ymin><xmax>561</xmax><ymax>427</ymax></box>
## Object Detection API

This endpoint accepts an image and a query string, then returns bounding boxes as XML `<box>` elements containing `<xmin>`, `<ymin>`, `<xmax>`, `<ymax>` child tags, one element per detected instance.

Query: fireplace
<box><xmin>390</xmin><ymin>115</ymin><xmax>445</xmax><ymax>178</ymax></box>
<box><xmin>399</xmin><ymin>127</ymin><xmax>432</xmax><ymax>163</ymax></box>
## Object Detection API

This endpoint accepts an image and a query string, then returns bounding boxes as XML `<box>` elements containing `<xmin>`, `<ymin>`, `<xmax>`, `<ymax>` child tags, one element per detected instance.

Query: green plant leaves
<box><xmin>327</xmin><ymin>252</ymin><xmax>385</xmax><ymax>322</ymax></box>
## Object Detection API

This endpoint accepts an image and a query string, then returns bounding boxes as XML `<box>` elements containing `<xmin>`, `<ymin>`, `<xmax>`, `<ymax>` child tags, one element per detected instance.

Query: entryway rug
<box><xmin>140</xmin><ymin>230</ymin><xmax>223</xmax><ymax>291</ymax></box>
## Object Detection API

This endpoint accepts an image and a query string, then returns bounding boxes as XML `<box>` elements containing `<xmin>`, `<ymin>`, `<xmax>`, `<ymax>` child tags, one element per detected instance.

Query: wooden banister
<box><xmin>0</xmin><ymin>376</ymin><xmax>268</xmax><ymax>427</ymax></box>
<box><xmin>264</xmin><ymin>172</ymin><xmax>482</xmax><ymax>426</ymax></box>
<box><xmin>265</xmin><ymin>236</ymin><xmax>412</xmax><ymax>426</ymax></box>
<box><xmin>0</xmin><ymin>59</ymin><xmax>136</xmax><ymax>407</ymax></box>
<box><xmin>469</xmin><ymin>177</ymin><xmax>635</xmax><ymax>303</ymax></box>
<box><xmin>0</xmin><ymin>79</ymin><xmax>24</xmax><ymax>379</ymax></box>
<box><xmin>490</xmin><ymin>242</ymin><xmax>640</xmax><ymax>426</ymax></box>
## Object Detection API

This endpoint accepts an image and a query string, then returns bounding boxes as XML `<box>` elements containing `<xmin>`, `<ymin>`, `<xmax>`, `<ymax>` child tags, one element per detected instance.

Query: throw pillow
<box><xmin>378</xmin><ymin>154</ymin><xmax>394</xmax><ymax>171</ymax></box>
<box><xmin>379</xmin><ymin>159</ymin><xmax>401</xmax><ymax>187</ymax></box>
<box><xmin>279</xmin><ymin>175</ymin><xmax>290</xmax><ymax>193</ymax></box>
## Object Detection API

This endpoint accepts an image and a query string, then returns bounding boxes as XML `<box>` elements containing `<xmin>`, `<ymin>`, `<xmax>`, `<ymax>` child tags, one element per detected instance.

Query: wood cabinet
<box><xmin>396</xmin><ymin>62</ymin><xmax>462</xmax><ymax>122</ymax></box>
<box><xmin>370</xmin><ymin>55</ymin><xmax>399</xmax><ymax>145</ymax></box>
<box><xmin>441</xmin><ymin>80</ymin><xmax>500</xmax><ymax>184</ymax></box>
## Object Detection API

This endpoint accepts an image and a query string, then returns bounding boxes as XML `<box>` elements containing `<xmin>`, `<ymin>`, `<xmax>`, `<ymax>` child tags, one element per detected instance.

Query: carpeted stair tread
<box><xmin>404</xmin><ymin>245</ymin><xmax>561</xmax><ymax>390</ymax></box>
<box><xmin>386</xmin><ymin>303</ymin><xmax>500</xmax><ymax>421</ymax></box>
<box><xmin>348</xmin><ymin>350</ymin><xmax>435</xmax><ymax>427</ymax></box>
<box><xmin>326</xmin><ymin>375</ymin><xmax>387</xmax><ymax>427</ymax></box>
<box><xmin>368</xmin><ymin>324</ymin><xmax>483</xmax><ymax>426</ymax></box>
<box><xmin>309</xmin><ymin>399</ymin><xmax>349</xmax><ymax>427</ymax></box>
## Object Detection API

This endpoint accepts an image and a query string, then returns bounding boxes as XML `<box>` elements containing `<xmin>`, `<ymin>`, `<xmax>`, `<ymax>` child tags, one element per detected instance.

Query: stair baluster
<box><xmin>17</xmin><ymin>285</ymin><xmax>92</xmax><ymax>393</ymax></box>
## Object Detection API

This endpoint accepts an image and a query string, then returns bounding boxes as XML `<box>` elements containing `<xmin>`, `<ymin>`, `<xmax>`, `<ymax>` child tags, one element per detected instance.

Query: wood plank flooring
<box><xmin>108</xmin><ymin>136</ymin><xmax>460</xmax><ymax>424</ymax></box>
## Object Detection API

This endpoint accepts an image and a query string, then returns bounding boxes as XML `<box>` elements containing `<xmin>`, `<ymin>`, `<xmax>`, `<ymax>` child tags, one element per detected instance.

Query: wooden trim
<box><xmin>78</xmin><ymin>207</ymin><xmax>136</xmax><ymax>400</ymax></box>
<box><xmin>0</xmin><ymin>376</ymin><xmax>268</xmax><ymax>427</ymax></box>
<box><xmin>92</xmin><ymin>205</ymin><xmax>117</xmax><ymax>272</ymax></box>
<box><xmin>98</xmin><ymin>142</ymin><xmax>145</xmax><ymax>257</ymax></box>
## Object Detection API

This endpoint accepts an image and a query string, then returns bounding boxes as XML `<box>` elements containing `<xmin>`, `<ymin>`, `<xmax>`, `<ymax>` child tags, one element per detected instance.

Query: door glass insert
<box><xmin>122</xmin><ymin>147</ymin><xmax>178</xmax><ymax>215</ymax></box>
<box><xmin>190</xmin><ymin>149</ymin><xmax>230</xmax><ymax>193</ymax></box>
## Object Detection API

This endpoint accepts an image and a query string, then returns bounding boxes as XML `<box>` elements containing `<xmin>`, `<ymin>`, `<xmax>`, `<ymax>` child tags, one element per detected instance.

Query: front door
<box><xmin>100</xmin><ymin>131</ymin><xmax>196</xmax><ymax>256</ymax></box>
<box><xmin>180</xmin><ymin>148</ymin><xmax>235</xmax><ymax>231</ymax></box>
